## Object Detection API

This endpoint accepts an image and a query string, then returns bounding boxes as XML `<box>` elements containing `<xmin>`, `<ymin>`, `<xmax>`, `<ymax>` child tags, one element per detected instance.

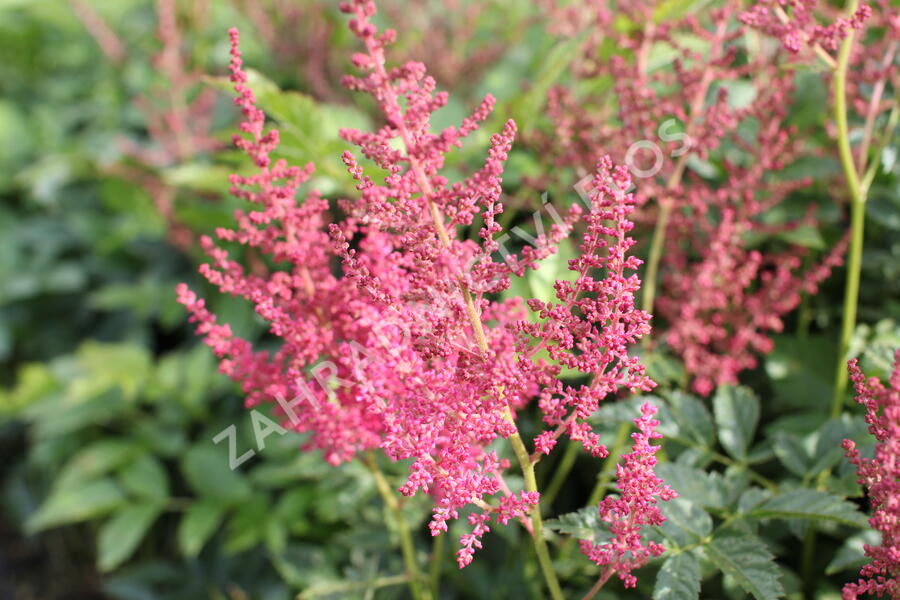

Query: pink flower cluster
<box><xmin>740</xmin><ymin>0</ymin><xmax>872</xmax><ymax>53</ymax></box>
<box><xmin>580</xmin><ymin>403</ymin><xmax>677</xmax><ymax>588</ymax></box>
<box><xmin>539</xmin><ymin>0</ymin><xmax>847</xmax><ymax>394</ymax></box>
<box><xmin>521</xmin><ymin>158</ymin><xmax>655</xmax><ymax>455</ymax></box>
<box><xmin>841</xmin><ymin>352</ymin><xmax>900</xmax><ymax>600</ymax></box>
<box><xmin>179</xmin><ymin>0</ymin><xmax>670</xmax><ymax>574</ymax></box>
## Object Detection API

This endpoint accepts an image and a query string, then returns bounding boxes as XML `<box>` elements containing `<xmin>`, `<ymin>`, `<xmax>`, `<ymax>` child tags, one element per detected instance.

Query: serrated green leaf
<box><xmin>748</xmin><ymin>489</ymin><xmax>868</xmax><ymax>527</ymax></box>
<box><xmin>706</xmin><ymin>528</ymin><xmax>784</xmax><ymax>600</ymax></box>
<box><xmin>662</xmin><ymin>391</ymin><xmax>715</xmax><ymax>447</ymax></box>
<box><xmin>656</xmin><ymin>463</ymin><xmax>728</xmax><ymax>509</ymax></box>
<box><xmin>26</xmin><ymin>478</ymin><xmax>125</xmax><ymax>532</ymax></box>
<box><xmin>178</xmin><ymin>500</ymin><xmax>227</xmax><ymax>558</ymax></box>
<box><xmin>654</xmin><ymin>551</ymin><xmax>701</xmax><ymax>600</ymax></box>
<box><xmin>659</xmin><ymin>498</ymin><xmax>713</xmax><ymax>547</ymax></box>
<box><xmin>772</xmin><ymin>431</ymin><xmax>812</xmax><ymax>477</ymax></box>
<box><xmin>544</xmin><ymin>507</ymin><xmax>610</xmax><ymax>544</ymax></box>
<box><xmin>714</xmin><ymin>386</ymin><xmax>760</xmax><ymax>461</ymax></box>
<box><xmin>97</xmin><ymin>504</ymin><xmax>162</xmax><ymax>572</ymax></box>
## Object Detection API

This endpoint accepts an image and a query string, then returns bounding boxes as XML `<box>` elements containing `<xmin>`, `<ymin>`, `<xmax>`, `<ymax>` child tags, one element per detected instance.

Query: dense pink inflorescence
<box><xmin>841</xmin><ymin>352</ymin><xmax>900</xmax><ymax>600</ymax></box>
<box><xmin>518</xmin><ymin>157</ymin><xmax>655</xmax><ymax>456</ymax></box>
<box><xmin>580</xmin><ymin>402</ymin><xmax>677</xmax><ymax>588</ymax></box>
<box><xmin>181</xmin><ymin>1</ymin><xmax>672</xmax><ymax>575</ymax></box>
<box><xmin>739</xmin><ymin>0</ymin><xmax>871</xmax><ymax>53</ymax></box>
<box><xmin>178</xmin><ymin>27</ymin><xmax>385</xmax><ymax>466</ymax></box>
<box><xmin>539</xmin><ymin>0</ymin><xmax>848</xmax><ymax>394</ymax></box>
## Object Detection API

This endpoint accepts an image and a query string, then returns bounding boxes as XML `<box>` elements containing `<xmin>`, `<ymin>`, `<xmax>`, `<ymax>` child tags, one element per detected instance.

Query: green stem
<box><xmin>860</xmin><ymin>102</ymin><xmax>899</xmax><ymax>194</ymax></box>
<box><xmin>541</xmin><ymin>440</ymin><xmax>580</xmax><ymax>511</ymax></box>
<box><xmin>504</xmin><ymin>408</ymin><xmax>565</xmax><ymax>600</ymax></box>
<box><xmin>364</xmin><ymin>453</ymin><xmax>431</xmax><ymax>600</ymax></box>
<box><xmin>587</xmin><ymin>422</ymin><xmax>632</xmax><ymax>507</ymax></box>
<box><xmin>831</xmin><ymin>3</ymin><xmax>866</xmax><ymax>419</ymax></box>
<box><xmin>429</xmin><ymin>528</ymin><xmax>444</xmax><ymax>599</ymax></box>
<box><xmin>641</xmin><ymin>200</ymin><xmax>673</xmax><ymax>316</ymax></box>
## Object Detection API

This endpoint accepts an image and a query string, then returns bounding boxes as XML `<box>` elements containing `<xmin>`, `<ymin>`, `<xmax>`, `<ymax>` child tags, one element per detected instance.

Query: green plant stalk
<box><xmin>429</xmin><ymin>528</ymin><xmax>444</xmax><ymax>599</ymax></box>
<box><xmin>587</xmin><ymin>422</ymin><xmax>631</xmax><ymax>507</ymax></box>
<box><xmin>861</xmin><ymin>102</ymin><xmax>899</xmax><ymax>193</ymax></box>
<box><xmin>831</xmin><ymin>6</ymin><xmax>866</xmax><ymax>419</ymax></box>
<box><xmin>811</xmin><ymin>8</ymin><xmax>864</xmax><ymax>599</ymax></box>
<box><xmin>364</xmin><ymin>453</ymin><xmax>431</xmax><ymax>600</ymax></box>
<box><xmin>541</xmin><ymin>440</ymin><xmax>580</xmax><ymax>510</ymax></box>
<box><xmin>504</xmin><ymin>408</ymin><xmax>565</xmax><ymax>600</ymax></box>
<box><xmin>641</xmin><ymin>200</ymin><xmax>674</xmax><ymax>316</ymax></box>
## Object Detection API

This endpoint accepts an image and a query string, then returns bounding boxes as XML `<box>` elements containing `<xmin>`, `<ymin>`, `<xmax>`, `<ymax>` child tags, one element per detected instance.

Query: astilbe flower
<box><xmin>538</xmin><ymin>0</ymin><xmax>847</xmax><ymax>394</ymax></box>
<box><xmin>580</xmin><ymin>403</ymin><xmax>677</xmax><ymax>589</ymax></box>
<box><xmin>179</xmin><ymin>27</ymin><xmax>385</xmax><ymax>466</ymax></box>
<box><xmin>739</xmin><ymin>0</ymin><xmax>872</xmax><ymax>54</ymax></box>
<box><xmin>518</xmin><ymin>158</ymin><xmax>655</xmax><ymax>456</ymax></box>
<box><xmin>744</xmin><ymin>0</ymin><xmax>898</xmax><ymax>181</ymax></box>
<box><xmin>181</xmin><ymin>1</ymin><xmax>672</xmax><ymax>575</ymax></box>
<box><xmin>841</xmin><ymin>351</ymin><xmax>900</xmax><ymax>600</ymax></box>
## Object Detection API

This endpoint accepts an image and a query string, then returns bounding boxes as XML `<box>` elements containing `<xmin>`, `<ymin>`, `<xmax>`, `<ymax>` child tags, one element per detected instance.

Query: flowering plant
<box><xmin>7</xmin><ymin>0</ymin><xmax>896</xmax><ymax>598</ymax></box>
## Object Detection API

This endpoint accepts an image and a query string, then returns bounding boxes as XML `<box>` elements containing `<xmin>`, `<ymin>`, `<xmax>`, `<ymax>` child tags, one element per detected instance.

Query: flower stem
<box><xmin>587</xmin><ymin>422</ymin><xmax>631</xmax><ymax>507</ymax></box>
<box><xmin>364</xmin><ymin>452</ymin><xmax>431</xmax><ymax>600</ymax></box>
<box><xmin>641</xmin><ymin>199</ymin><xmax>673</xmax><ymax>316</ymax></box>
<box><xmin>429</xmin><ymin>528</ymin><xmax>444</xmax><ymax>599</ymax></box>
<box><xmin>504</xmin><ymin>408</ymin><xmax>565</xmax><ymax>600</ymax></box>
<box><xmin>831</xmin><ymin>0</ymin><xmax>866</xmax><ymax>418</ymax></box>
<box><xmin>581</xmin><ymin>566</ymin><xmax>616</xmax><ymax>600</ymax></box>
<box><xmin>541</xmin><ymin>440</ymin><xmax>580</xmax><ymax>510</ymax></box>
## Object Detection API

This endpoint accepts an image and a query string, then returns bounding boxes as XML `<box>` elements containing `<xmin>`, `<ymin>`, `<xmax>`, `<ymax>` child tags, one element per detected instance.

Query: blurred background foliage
<box><xmin>0</xmin><ymin>0</ymin><xmax>897</xmax><ymax>599</ymax></box>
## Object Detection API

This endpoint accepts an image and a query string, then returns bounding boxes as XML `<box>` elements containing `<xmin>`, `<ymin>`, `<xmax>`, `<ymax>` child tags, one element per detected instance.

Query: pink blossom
<box><xmin>181</xmin><ymin>3</ymin><xmax>670</xmax><ymax>572</ymax></box>
<box><xmin>841</xmin><ymin>351</ymin><xmax>900</xmax><ymax>599</ymax></box>
<box><xmin>740</xmin><ymin>0</ymin><xmax>872</xmax><ymax>53</ymax></box>
<box><xmin>580</xmin><ymin>402</ymin><xmax>677</xmax><ymax>588</ymax></box>
<box><xmin>538</xmin><ymin>2</ymin><xmax>847</xmax><ymax>394</ymax></box>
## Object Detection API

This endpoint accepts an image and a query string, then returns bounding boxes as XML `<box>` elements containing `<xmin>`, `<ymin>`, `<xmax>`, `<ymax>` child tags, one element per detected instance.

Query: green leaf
<box><xmin>544</xmin><ymin>507</ymin><xmax>610</xmax><ymax>544</ymax></box>
<box><xmin>526</xmin><ymin>238</ymin><xmax>578</xmax><ymax>304</ymax></box>
<box><xmin>512</xmin><ymin>35</ymin><xmax>585</xmax><ymax>132</ymax></box>
<box><xmin>224</xmin><ymin>494</ymin><xmax>269</xmax><ymax>553</ymax></box>
<box><xmin>825</xmin><ymin>529</ymin><xmax>881</xmax><ymax>575</ymax></box>
<box><xmin>660</xmin><ymin>391</ymin><xmax>715</xmax><ymax>447</ymax></box>
<box><xmin>119</xmin><ymin>454</ymin><xmax>169</xmax><ymax>501</ymax></box>
<box><xmin>777</xmin><ymin>225</ymin><xmax>826</xmax><ymax>250</ymax></box>
<box><xmin>706</xmin><ymin>528</ymin><xmax>784</xmax><ymax>600</ymax></box>
<box><xmin>713</xmin><ymin>386</ymin><xmax>760</xmax><ymax>461</ymax></box>
<box><xmin>772</xmin><ymin>431</ymin><xmax>812</xmax><ymax>477</ymax></box>
<box><xmin>26</xmin><ymin>478</ymin><xmax>125</xmax><ymax>532</ymax></box>
<box><xmin>748</xmin><ymin>489</ymin><xmax>868</xmax><ymax>528</ymax></box>
<box><xmin>56</xmin><ymin>439</ymin><xmax>141</xmax><ymax>490</ymax></box>
<box><xmin>180</xmin><ymin>444</ymin><xmax>251</xmax><ymax>504</ymax></box>
<box><xmin>658</xmin><ymin>498</ymin><xmax>712</xmax><ymax>547</ymax></box>
<box><xmin>655</xmin><ymin>463</ymin><xmax>728</xmax><ymax>509</ymax></box>
<box><xmin>178</xmin><ymin>500</ymin><xmax>227</xmax><ymax>558</ymax></box>
<box><xmin>654</xmin><ymin>551</ymin><xmax>701</xmax><ymax>600</ymax></box>
<box><xmin>97</xmin><ymin>504</ymin><xmax>162</xmax><ymax>572</ymax></box>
